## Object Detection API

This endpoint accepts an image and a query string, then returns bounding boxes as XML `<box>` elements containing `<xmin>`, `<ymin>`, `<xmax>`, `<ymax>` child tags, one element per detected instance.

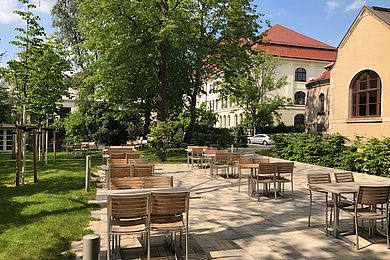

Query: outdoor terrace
<box><xmin>81</xmin><ymin>160</ymin><xmax>390</xmax><ymax>259</ymax></box>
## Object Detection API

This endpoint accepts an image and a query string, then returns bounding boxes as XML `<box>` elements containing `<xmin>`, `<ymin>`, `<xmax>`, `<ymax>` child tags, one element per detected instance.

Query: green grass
<box><xmin>140</xmin><ymin>148</ymin><xmax>187</xmax><ymax>164</ymax></box>
<box><xmin>0</xmin><ymin>152</ymin><xmax>100</xmax><ymax>260</ymax></box>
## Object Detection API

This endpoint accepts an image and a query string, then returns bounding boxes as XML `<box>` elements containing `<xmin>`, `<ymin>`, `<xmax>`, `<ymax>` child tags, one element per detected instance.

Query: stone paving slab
<box><xmin>74</xmin><ymin>159</ymin><xmax>390</xmax><ymax>259</ymax></box>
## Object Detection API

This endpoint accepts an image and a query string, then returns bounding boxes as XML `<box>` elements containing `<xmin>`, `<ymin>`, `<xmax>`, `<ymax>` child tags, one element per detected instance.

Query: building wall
<box><xmin>305</xmin><ymin>83</ymin><xmax>330</xmax><ymax>134</ymax></box>
<box><xmin>330</xmin><ymin>11</ymin><xmax>390</xmax><ymax>138</ymax></box>
<box><xmin>200</xmin><ymin>57</ymin><xmax>330</xmax><ymax>128</ymax></box>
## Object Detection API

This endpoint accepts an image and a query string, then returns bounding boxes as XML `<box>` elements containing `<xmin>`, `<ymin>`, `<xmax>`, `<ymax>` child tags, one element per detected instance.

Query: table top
<box><xmin>309</xmin><ymin>182</ymin><xmax>387</xmax><ymax>195</ymax></box>
<box><xmin>107</xmin><ymin>187</ymin><xmax>190</xmax><ymax>196</ymax></box>
<box><xmin>239</xmin><ymin>163</ymin><xmax>259</xmax><ymax>169</ymax></box>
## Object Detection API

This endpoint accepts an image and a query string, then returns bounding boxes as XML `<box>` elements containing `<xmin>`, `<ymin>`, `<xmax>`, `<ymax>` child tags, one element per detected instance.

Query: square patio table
<box><xmin>309</xmin><ymin>182</ymin><xmax>385</xmax><ymax>238</ymax></box>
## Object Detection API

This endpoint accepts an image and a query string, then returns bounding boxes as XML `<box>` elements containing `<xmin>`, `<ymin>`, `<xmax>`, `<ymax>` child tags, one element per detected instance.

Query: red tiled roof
<box><xmin>306</xmin><ymin>63</ymin><xmax>334</xmax><ymax>88</ymax></box>
<box><xmin>254</xmin><ymin>24</ymin><xmax>337</xmax><ymax>62</ymax></box>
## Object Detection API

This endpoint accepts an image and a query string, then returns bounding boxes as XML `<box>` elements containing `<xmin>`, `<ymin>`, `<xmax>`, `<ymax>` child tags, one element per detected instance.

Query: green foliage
<box><xmin>3</xmin><ymin>3</ymin><xmax>70</xmax><ymax>125</ymax></box>
<box><xmin>232</xmin><ymin>125</ymin><xmax>248</xmax><ymax>147</ymax></box>
<box><xmin>65</xmin><ymin>99</ymin><xmax>143</xmax><ymax>145</ymax></box>
<box><xmin>219</xmin><ymin>52</ymin><xmax>288</xmax><ymax>134</ymax></box>
<box><xmin>148</xmin><ymin>121</ymin><xmax>178</xmax><ymax>161</ymax></box>
<box><xmin>191</xmin><ymin>127</ymin><xmax>234</xmax><ymax>148</ymax></box>
<box><xmin>271</xmin><ymin>133</ymin><xmax>390</xmax><ymax>177</ymax></box>
<box><xmin>0</xmin><ymin>82</ymin><xmax>14</xmax><ymax>124</ymax></box>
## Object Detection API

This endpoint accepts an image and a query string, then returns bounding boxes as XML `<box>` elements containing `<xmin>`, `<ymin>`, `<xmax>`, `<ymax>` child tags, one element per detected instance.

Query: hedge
<box><xmin>269</xmin><ymin>133</ymin><xmax>390</xmax><ymax>177</ymax></box>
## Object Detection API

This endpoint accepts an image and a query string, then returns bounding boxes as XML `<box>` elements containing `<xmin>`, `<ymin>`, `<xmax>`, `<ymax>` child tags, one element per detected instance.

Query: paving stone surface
<box><xmin>74</xmin><ymin>158</ymin><xmax>390</xmax><ymax>259</ymax></box>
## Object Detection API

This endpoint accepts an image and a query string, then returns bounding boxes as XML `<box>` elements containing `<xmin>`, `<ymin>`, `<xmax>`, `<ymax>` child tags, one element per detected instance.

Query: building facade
<box><xmin>329</xmin><ymin>6</ymin><xmax>390</xmax><ymax>138</ymax></box>
<box><xmin>199</xmin><ymin>24</ymin><xmax>337</xmax><ymax>130</ymax></box>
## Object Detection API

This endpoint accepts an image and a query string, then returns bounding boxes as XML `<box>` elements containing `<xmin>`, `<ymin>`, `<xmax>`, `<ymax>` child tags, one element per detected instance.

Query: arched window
<box><xmin>212</xmin><ymin>100</ymin><xmax>215</xmax><ymax>110</ymax></box>
<box><xmin>216</xmin><ymin>100</ymin><xmax>219</xmax><ymax>110</ymax></box>
<box><xmin>294</xmin><ymin>114</ymin><xmax>305</xmax><ymax>126</ymax></box>
<box><xmin>234</xmin><ymin>114</ymin><xmax>238</xmax><ymax>126</ymax></box>
<box><xmin>227</xmin><ymin>115</ymin><xmax>230</xmax><ymax>127</ymax></box>
<box><xmin>239</xmin><ymin>113</ymin><xmax>243</xmax><ymax>123</ymax></box>
<box><xmin>319</xmin><ymin>93</ymin><xmax>325</xmax><ymax>113</ymax></box>
<box><xmin>294</xmin><ymin>91</ymin><xmax>306</xmax><ymax>105</ymax></box>
<box><xmin>219</xmin><ymin>116</ymin><xmax>222</xmax><ymax>127</ymax></box>
<box><xmin>351</xmin><ymin>70</ymin><xmax>381</xmax><ymax>117</ymax></box>
<box><xmin>295</xmin><ymin>68</ymin><xmax>306</xmax><ymax>82</ymax></box>
<box><xmin>223</xmin><ymin>115</ymin><xmax>226</xmax><ymax>127</ymax></box>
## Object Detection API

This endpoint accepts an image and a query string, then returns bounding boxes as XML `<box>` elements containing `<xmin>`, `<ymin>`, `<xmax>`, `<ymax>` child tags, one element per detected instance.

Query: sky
<box><xmin>0</xmin><ymin>0</ymin><xmax>390</xmax><ymax>66</ymax></box>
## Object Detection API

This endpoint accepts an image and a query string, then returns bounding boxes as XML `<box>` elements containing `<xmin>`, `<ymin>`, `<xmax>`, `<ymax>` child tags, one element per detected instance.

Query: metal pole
<box><xmin>82</xmin><ymin>234</ymin><xmax>100</xmax><ymax>260</ymax></box>
<box><xmin>85</xmin><ymin>155</ymin><xmax>91</xmax><ymax>192</ymax></box>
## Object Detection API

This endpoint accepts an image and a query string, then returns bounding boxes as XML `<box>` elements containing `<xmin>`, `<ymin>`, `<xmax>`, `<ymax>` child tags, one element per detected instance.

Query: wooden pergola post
<box><xmin>53</xmin><ymin>130</ymin><xmax>56</xmax><ymax>164</ymax></box>
<box><xmin>15</xmin><ymin>128</ymin><xmax>22</xmax><ymax>186</ymax></box>
<box><xmin>32</xmin><ymin>128</ymin><xmax>38</xmax><ymax>183</ymax></box>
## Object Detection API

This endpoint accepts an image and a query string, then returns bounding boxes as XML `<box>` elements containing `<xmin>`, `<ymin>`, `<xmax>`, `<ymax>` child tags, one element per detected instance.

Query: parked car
<box><xmin>247</xmin><ymin>134</ymin><xmax>273</xmax><ymax>145</ymax></box>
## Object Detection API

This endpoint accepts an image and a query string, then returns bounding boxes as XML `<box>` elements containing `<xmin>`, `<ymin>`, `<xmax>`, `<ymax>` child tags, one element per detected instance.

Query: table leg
<box><xmin>333</xmin><ymin>193</ymin><xmax>338</xmax><ymax>238</ymax></box>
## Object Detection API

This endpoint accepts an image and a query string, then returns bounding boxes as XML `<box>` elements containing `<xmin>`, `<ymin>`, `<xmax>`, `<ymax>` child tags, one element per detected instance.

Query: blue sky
<box><xmin>1</xmin><ymin>0</ymin><xmax>389</xmax><ymax>66</ymax></box>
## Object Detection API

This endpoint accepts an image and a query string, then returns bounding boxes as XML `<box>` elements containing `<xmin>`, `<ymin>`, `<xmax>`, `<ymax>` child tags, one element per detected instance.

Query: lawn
<box><xmin>139</xmin><ymin>148</ymin><xmax>187</xmax><ymax>164</ymax></box>
<box><xmin>0</xmin><ymin>152</ymin><xmax>100</xmax><ymax>260</ymax></box>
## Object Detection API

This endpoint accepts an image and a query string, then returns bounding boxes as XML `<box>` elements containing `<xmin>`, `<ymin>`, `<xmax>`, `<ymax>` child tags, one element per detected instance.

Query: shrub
<box><xmin>191</xmin><ymin>126</ymin><xmax>234</xmax><ymax>147</ymax></box>
<box><xmin>270</xmin><ymin>133</ymin><xmax>390</xmax><ymax>177</ymax></box>
<box><xmin>148</xmin><ymin>121</ymin><xmax>177</xmax><ymax>161</ymax></box>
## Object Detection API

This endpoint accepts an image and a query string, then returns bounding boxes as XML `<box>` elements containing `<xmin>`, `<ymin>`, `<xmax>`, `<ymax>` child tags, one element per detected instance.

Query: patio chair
<box><xmin>128</xmin><ymin>158</ymin><xmax>148</xmax><ymax>164</ymax></box>
<box><xmin>189</xmin><ymin>148</ymin><xmax>204</xmax><ymax>169</ymax></box>
<box><xmin>110</xmin><ymin>152</ymin><xmax>127</xmax><ymax>159</ymax></box>
<box><xmin>110</xmin><ymin>177</ymin><xmax>144</xmax><ymax>190</ymax></box>
<box><xmin>256</xmin><ymin>163</ymin><xmax>277</xmax><ymax>201</ymax></box>
<box><xmin>108</xmin><ymin>165</ymin><xmax>132</xmax><ymax>189</ymax></box>
<box><xmin>150</xmin><ymin>191</ymin><xmax>190</xmax><ymax>260</ymax></box>
<box><xmin>229</xmin><ymin>153</ymin><xmax>241</xmax><ymax>177</ymax></box>
<box><xmin>343</xmin><ymin>186</ymin><xmax>390</xmax><ymax>250</ymax></box>
<box><xmin>144</xmin><ymin>176</ymin><xmax>174</xmax><ymax>189</ymax></box>
<box><xmin>107</xmin><ymin>193</ymin><xmax>151</xmax><ymax>260</ymax></box>
<box><xmin>334</xmin><ymin>172</ymin><xmax>355</xmax><ymax>183</ymax></box>
<box><xmin>253</xmin><ymin>156</ymin><xmax>271</xmax><ymax>164</ymax></box>
<box><xmin>203</xmin><ymin>148</ymin><xmax>217</xmax><ymax>174</ymax></box>
<box><xmin>108</xmin><ymin>158</ymin><xmax>127</xmax><ymax>165</ymax></box>
<box><xmin>131</xmin><ymin>164</ymin><xmax>154</xmax><ymax>177</ymax></box>
<box><xmin>126</xmin><ymin>153</ymin><xmax>141</xmax><ymax>159</ymax></box>
<box><xmin>307</xmin><ymin>173</ymin><xmax>353</xmax><ymax>235</ymax></box>
<box><xmin>275</xmin><ymin>162</ymin><xmax>294</xmax><ymax>199</ymax></box>
<box><xmin>213</xmin><ymin>153</ymin><xmax>231</xmax><ymax>178</ymax></box>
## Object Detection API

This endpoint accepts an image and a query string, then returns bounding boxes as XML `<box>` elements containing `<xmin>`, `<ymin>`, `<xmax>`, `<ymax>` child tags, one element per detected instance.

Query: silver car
<box><xmin>247</xmin><ymin>134</ymin><xmax>272</xmax><ymax>145</ymax></box>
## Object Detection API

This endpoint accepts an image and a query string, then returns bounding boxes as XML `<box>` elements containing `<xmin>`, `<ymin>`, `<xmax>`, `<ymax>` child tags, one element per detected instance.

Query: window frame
<box><xmin>295</xmin><ymin>68</ymin><xmax>307</xmax><ymax>82</ymax></box>
<box><xmin>350</xmin><ymin>70</ymin><xmax>381</xmax><ymax>118</ymax></box>
<box><xmin>294</xmin><ymin>91</ymin><xmax>306</xmax><ymax>105</ymax></box>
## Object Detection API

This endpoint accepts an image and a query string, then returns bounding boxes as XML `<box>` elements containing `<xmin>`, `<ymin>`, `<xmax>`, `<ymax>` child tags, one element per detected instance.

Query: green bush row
<box><xmin>270</xmin><ymin>133</ymin><xmax>390</xmax><ymax>177</ymax></box>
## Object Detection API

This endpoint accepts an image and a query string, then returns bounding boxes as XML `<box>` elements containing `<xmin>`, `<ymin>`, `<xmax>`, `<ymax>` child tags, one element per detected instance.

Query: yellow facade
<box><xmin>330</xmin><ymin>9</ymin><xmax>390</xmax><ymax>138</ymax></box>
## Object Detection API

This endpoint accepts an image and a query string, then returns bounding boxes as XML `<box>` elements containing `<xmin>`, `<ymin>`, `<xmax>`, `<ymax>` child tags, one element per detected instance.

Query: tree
<box><xmin>3</xmin><ymin>1</ymin><xmax>70</xmax><ymax>125</ymax></box>
<box><xmin>219</xmin><ymin>52</ymin><xmax>288</xmax><ymax>134</ymax></box>
<box><xmin>182</xmin><ymin>0</ymin><xmax>263</xmax><ymax>143</ymax></box>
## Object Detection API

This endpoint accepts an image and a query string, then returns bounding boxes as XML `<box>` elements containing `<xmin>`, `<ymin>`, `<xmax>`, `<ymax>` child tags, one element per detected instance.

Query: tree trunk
<box><xmin>251</xmin><ymin>110</ymin><xmax>257</xmax><ymax>135</ymax></box>
<box><xmin>184</xmin><ymin>76</ymin><xmax>202</xmax><ymax>143</ymax></box>
<box><xmin>143</xmin><ymin>101</ymin><xmax>151</xmax><ymax>138</ymax></box>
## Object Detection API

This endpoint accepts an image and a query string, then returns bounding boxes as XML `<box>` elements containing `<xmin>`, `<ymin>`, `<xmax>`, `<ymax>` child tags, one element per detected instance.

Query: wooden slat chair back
<box><xmin>307</xmin><ymin>173</ymin><xmax>331</xmax><ymax>185</ymax></box>
<box><xmin>334</xmin><ymin>172</ymin><xmax>354</xmax><ymax>183</ymax></box>
<box><xmin>110</xmin><ymin>177</ymin><xmax>144</xmax><ymax>190</ymax></box>
<box><xmin>131</xmin><ymin>164</ymin><xmax>154</xmax><ymax>177</ymax></box>
<box><xmin>216</xmin><ymin>149</ymin><xmax>229</xmax><ymax>154</ymax></box>
<box><xmin>144</xmin><ymin>176</ymin><xmax>173</xmax><ymax>189</ymax></box>
<box><xmin>216</xmin><ymin>152</ymin><xmax>230</xmax><ymax>162</ymax></box>
<box><xmin>275</xmin><ymin>162</ymin><xmax>294</xmax><ymax>199</ymax></box>
<box><xmin>108</xmin><ymin>158</ymin><xmax>127</xmax><ymax>165</ymax></box>
<box><xmin>107</xmin><ymin>193</ymin><xmax>150</xmax><ymax>260</ymax></box>
<box><xmin>151</xmin><ymin>192</ymin><xmax>189</xmax><ymax>219</ymax></box>
<box><xmin>109</xmin><ymin>165</ymin><xmax>131</xmax><ymax>178</ymax></box>
<box><xmin>229</xmin><ymin>153</ymin><xmax>241</xmax><ymax>162</ymax></box>
<box><xmin>109</xmin><ymin>152</ymin><xmax>126</xmax><ymax>159</ymax></box>
<box><xmin>126</xmin><ymin>153</ymin><xmax>141</xmax><ymax>159</ymax></box>
<box><xmin>307</xmin><ymin>172</ymin><xmax>331</xmax><ymax>230</ymax></box>
<box><xmin>357</xmin><ymin>186</ymin><xmax>390</xmax><ymax>205</ymax></box>
<box><xmin>239</xmin><ymin>157</ymin><xmax>254</xmax><ymax>164</ymax></box>
<box><xmin>255</xmin><ymin>163</ymin><xmax>277</xmax><ymax>200</ymax></box>
<box><xmin>253</xmin><ymin>157</ymin><xmax>270</xmax><ymax>164</ymax></box>
<box><xmin>128</xmin><ymin>159</ymin><xmax>148</xmax><ymax>164</ymax></box>
<box><xmin>191</xmin><ymin>148</ymin><xmax>204</xmax><ymax>156</ymax></box>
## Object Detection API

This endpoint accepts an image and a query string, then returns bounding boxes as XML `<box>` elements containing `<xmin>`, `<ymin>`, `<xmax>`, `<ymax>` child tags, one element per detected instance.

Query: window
<box><xmin>223</xmin><ymin>116</ymin><xmax>226</xmax><ymax>127</ymax></box>
<box><xmin>219</xmin><ymin>116</ymin><xmax>222</xmax><ymax>127</ymax></box>
<box><xmin>294</xmin><ymin>114</ymin><xmax>305</xmax><ymax>126</ymax></box>
<box><xmin>239</xmin><ymin>113</ymin><xmax>243</xmax><ymax>124</ymax></box>
<box><xmin>234</xmin><ymin>114</ymin><xmax>238</xmax><ymax>126</ymax></box>
<box><xmin>351</xmin><ymin>70</ymin><xmax>381</xmax><ymax>118</ymax></box>
<box><xmin>295</xmin><ymin>68</ymin><xmax>306</xmax><ymax>82</ymax></box>
<box><xmin>294</xmin><ymin>91</ymin><xmax>306</xmax><ymax>105</ymax></box>
<box><xmin>216</xmin><ymin>100</ymin><xmax>219</xmax><ymax>110</ymax></box>
<box><xmin>319</xmin><ymin>93</ymin><xmax>325</xmax><ymax>113</ymax></box>
<box><xmin>227</xmin><ymin>115</ymin><xmax>230</xmax><ymax>127</ymax></box>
